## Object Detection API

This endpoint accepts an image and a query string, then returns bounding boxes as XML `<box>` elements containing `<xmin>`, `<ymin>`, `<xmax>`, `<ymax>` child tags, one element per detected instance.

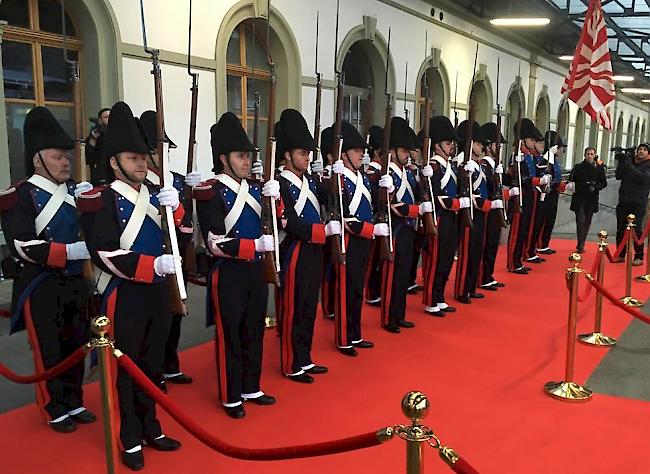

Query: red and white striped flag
<box><xmin>561</xmin><ymin>0</ymin><xmax>615</xmax><ymax>130</ymax></box>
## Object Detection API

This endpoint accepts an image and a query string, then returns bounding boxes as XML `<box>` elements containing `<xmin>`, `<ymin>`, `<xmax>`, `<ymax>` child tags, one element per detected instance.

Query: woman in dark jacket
<box><xmin>569</xmin><ymin>147</ymin><xmax>607</xmax><ymax>253</ymax></box>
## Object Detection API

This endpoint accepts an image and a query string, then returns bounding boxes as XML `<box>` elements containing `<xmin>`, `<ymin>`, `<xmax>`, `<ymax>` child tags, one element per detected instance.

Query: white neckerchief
<box><xmin>216</xmin><ymin>174</ymin><xmax>262</xmax><ymax>235</ymax></box>
<box><xmin>28</xmin><ymin>174</ymin><xmax>76</xmax><ymax>235</ymax></box>
<box><xmin>481</xmin><ymin>156</ymin><xmax>495</xmax><ymax>169</ymax></box>
<box><xmin>389</xmin><ymin>162</ymin><xmax>414</xmax><ymax>202</ymax></box>
<box><xmin>432</xmin><ymin>155</ymin><xmax>456</xmax><ymax>189</ymax></box>
<box><xmin>280</xmin><ymin>170</ymin><xmax>320</xmax><ymax>218</ymax></box>
<box><xmin>342</xmin><ymin>166</ymin><xmax>372</xmax><ymax>217</ymax></box>
<box><xmin>110</xmin><ymin>180</ymin><xmax>161</xmax><ymax>251</ymax></box>
<box><xmin>472</xmin><ymin>166</ymin><xmax>486</xmax><ymax>191</ymax></box>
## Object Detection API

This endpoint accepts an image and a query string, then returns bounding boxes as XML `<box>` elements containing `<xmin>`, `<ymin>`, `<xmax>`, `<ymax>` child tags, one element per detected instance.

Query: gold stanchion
<box><xmin>621</xmin><ymin>214</ymin><xmax>643</xmax><ymax>307</ymax></box>
<box><xmin>578</xmin><ymin>231</ymin><xmax>617</xmax><ymax>347</ymax></box>
<box><xmin>636</xmin><ymin>220</ymin><xmax>650</xmax><ymax>283</ymax></box>
<box><xmin>400</xmin><ymin>392</ymin><xmax>428</xmax><ymax>474</ymax></box>
<box><xmin>90</xmin><ymin>316</ymin><xmax>119</xmax><ymax>474</ymax></box>
<box><xmin>544</xmin><ymin>253</ymin><xmax>593</xmax><ymax>402</ymax></box>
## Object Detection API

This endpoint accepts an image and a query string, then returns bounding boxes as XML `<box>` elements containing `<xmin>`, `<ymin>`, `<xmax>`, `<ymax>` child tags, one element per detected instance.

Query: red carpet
<box><xmin>1</xmin><ymin>239</ymin><xmax>649</xmax><ymax>473</ymax></box>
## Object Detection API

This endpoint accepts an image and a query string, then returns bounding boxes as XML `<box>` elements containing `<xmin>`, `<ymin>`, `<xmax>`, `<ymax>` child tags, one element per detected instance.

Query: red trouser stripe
<box><xmin>210</xmin><ymin>270</ymin><xmax>229</xmax><ymax>402</ymax></box>
<box><xmin>380</xmin><ymin>241</ymin><xmax>396</xmax><ymax>326</ymax></box>
<box><xmin>23</xmin><ymin>299</ymin><xmax>51</xmax><ymax>422</ymax></box>
<box><xmin>454</xmin><ymin>226</ymin><xmax>471</xmax><ymax>298</ymax></box>
<box><xmin>281</xmin><ymin>243</ymin><xmax>301</xmax><ymax>375</ymax></box>
<box><xmin>507</xmin><ymin>212</ymin><xmax>520</xmax><ymax>270</ymax></box>
<box><xmin>422</xmin><ymin>234</ymin><xmax>438</xmax><ymax>307</ymax></box>
<box><xmin>524</xmin><ymin>190</ymin><xmax>539</xmax><ymax>260</ymax></box>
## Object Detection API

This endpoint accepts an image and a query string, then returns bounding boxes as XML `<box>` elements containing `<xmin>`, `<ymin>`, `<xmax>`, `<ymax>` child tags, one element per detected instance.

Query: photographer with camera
<box><xmin>568</xmin><ymin>147</ymin><xmax>607</xmax><ymax>253</ymax></box>
<box><xmin>84</xmin><ymin>107</ymin><xmax>110</xmax><ymax>185</ymax></box>
<box><xmin>615</xmin><ymin>143</ymin><xmax>650</xmax><ymax>265</ymax></box>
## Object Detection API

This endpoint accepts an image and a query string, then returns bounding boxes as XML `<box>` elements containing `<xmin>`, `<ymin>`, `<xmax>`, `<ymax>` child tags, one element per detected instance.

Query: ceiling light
<box><xmin>612</xmin><ymin>75</ymin><xmax>634</xmax><ymax>82</ymax></box>
<box><xmin>643</xmin><ymin>99</ymin><xmax>650</xmax><ymax>103</ymax></box>
<box><xmin>558</xmin><ymin>55</ymin><xmax>574</xmax><ymax>61</ymax></box>
<box><xmin>621</xmin><ymin>88</ymin><xmax>650</xmax><ymax>94</ymax></box>
<box><xmin>490</xmin><ymin>18</ymin><xmax>551</xmax><ymax>27</ymax></box>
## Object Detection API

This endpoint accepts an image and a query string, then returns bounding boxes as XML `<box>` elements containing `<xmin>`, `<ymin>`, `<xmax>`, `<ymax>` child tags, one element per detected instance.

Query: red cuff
<box><xmin>173</xmin><ymin>204</ymin><xmax>185</xmax><ymax>227</ymax></box>
<box><xmin>559</xmin><ymin>182</ymin><xmax>567</xmax><ymax>192</ymax></box>
<box><xmin>503</xmin><ymin>189</ymin><xmax>511</xmax><ymax>201</ymax></box>
<box><xmin>310</xmin><ymin>224</ymin><xmax>326</xmax><ymax>244</ymax></box>
<box><xmin>407</xmin><ymin>205</ymin><xmax>420</xmax><ymax>218</ymax></box>
<box><xmin>358</xmin><ymin>222</ymin><xmax>374</xmax><ymax>239</ymax></box>
<box><xmin>532</xmin><ymin>177</ymin><xmax>541</xmax><ymax>186</ymax></box>
<box><xmin>134</xmin><ymin>255</ymin><xmax>156</xmax><ymax>283</ymax></box>
<box><xmin>47</xmin><ymin>243</ymin><xmax>67</xmax><ymax>268</ymax></box>
<box><xmin>481</xmin><ymin>200</ymin><xmax>492</xmax><ymax>213</ymax></box>
<box><xmin>451</xmin><ymin>199</ymin><xmax>461</xmax><ymax>212</ymax></box>
<box><xmin>276</xmin><ymin>197</ymin><xmax>285</xmax><ymax>219</ymax></box>
<box><xmin>238</xmin><ymin>239</ymin><xmax>256</xmax><ymax>260</ymax></box>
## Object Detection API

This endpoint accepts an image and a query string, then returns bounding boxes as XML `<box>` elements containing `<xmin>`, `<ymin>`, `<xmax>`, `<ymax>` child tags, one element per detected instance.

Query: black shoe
<box><xmin>440</xmin><ymin>305</ymin><xmax>456</xmax><ymax>313</ymax></box>
<box><xmin>576</xmin><ymin>248</ymin><xmax>585</xmax><ymax>254</ymax></box>
<box><xmin>479</xmin><ymin>284</ymin><xmax>497</xmax><ymax>291</ymax></box>
<box><xmin>306</xmin><ymin>365</ymin><xmax>328</xmax><ymax>375</ymax></box>
<box><xmin>352</xmin><ymin>340</ymin><xmax>374</xmax><ymax>349</ymax></box>
<box><xmin>165</xmin><ymin>373</ymin><xmax>193</xmax><ymax>384</ymax></box>
<box><xmin>469</xmin><ymin>292</ymin><xmax>485</xmax><ymax>299</ymax></box>
<box><xmin>406</xmin><ymin>283</ymin><xmax>422</xmax><ymax>294</ymax></box>
<box><xmin>383</xmin><ymin>324</ymin><xmax>401</xmax><ymax>333</ymax></box>
<box><xmin>159</xmin><ymin>381</ymin><xmax>168</xmax><ymax>394</ymax></box>
<box><xmin>424</xmin><ymin>306</ymin><xmax>446</xmax><ymax>317</ymax></box>
<box><xmin>50</xmin><ymin>417</ymin><xmax>76</xmax><ymax>433</ymax></box>
<box><xmin>324</xmin><ymin>313</ymin><xmax>335</xmax><ymax>320</ymax></box>
<box><xmin>224</xmin><ymin>405</ymin><xmax>246</xmax><ymax>419</ymax></box>
<box><xmin>365</xmin><ymin>297</ymin><xmax>381</xmax><ymax>306</ymax></box>
<box><xmin>538</xmin><ymin>248</ymin><xmax>554</xmax><ymax>255</ymax></box>
<box><xmin>338</xmin><ymin>347</ymin><xmax>358</xmax><ymax>357</ymax></box>
<box><xmin>510</xmin><ymin>267</ymin><xmax>528</xmax><ymax>275</ymax></box>
<box><xmin>287</xmin><ymin>373</ymin><xmax>314</xmax><ymax>384</ymax></box>
<box><xmin>122</xmin><ymin>450</ymin><xmax>145</xmax><ymax>471</ymax></box>
<box><xmin>245</xmin><ymin>394</ymin><xmax>276</xmax><ymax>405</ymax></box>
<box><xmin>397</xmin><ymin>320</ymin><xmax>415</xmax><ymax>328</ymax></box>
<box><xmin>456</xmin><ymin>295</ymin><xmax>471</xmax><ymax>304</ymax></box>
<box><xmin>493</xmin><ymin>282</ymin><xmax>505</xmax><ymax>288</ymax></box>
<box><xmin>70</xmin><ymin>409</ymin><xmax>96</xmax><ymax>424</ymax></box>
<box><xmin>144</xmin><ymin>436</ymin><xmax>181</xmax><ymax>451</ymax></box>
<box><xmin>526</xmin><ymin>258</ymin><xmax>543</xmax><ymax>264</ymax></box>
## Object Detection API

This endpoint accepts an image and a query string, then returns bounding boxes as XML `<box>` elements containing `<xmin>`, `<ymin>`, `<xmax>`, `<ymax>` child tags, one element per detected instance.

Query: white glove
<box><xmin>550</xmin><ymin>145</ymin><xmax>559</xmax><ymax>155</ymax></box>
<box><xmin>495</xmin><ymin>164</ymin><xmax>504</xmax><ymax>174</ymax></box>
<box><xmin>565</xmin><ymin>182</ymin><xmax>575</xmax><ymax>192</ymax></box>
<box><xmin>459</xmin><ymin>197</ymin><xmax>471</xmax><ymax>209</ymax></box>
<box><xmin>540</xmin><ymin>174</ymin><xmax>551</xmax><ymax>185</ymax></box>
<box><xmin>251</xmin><ymin>161</ymin><xmax>264</xmax><ymax>177</ymax></box>
<box><xmin>332</xmin><ymin>159</ymin><xmax>345</xmax><ymax>175</ymax></box>
<box><xmin>421</xmin><ymin>165</ymin><xmax>433</xmax><ymax>178</ymax></box>
<box><xmin>464</xmin><ymin>160</ymin><xmax>479</xmax><ymax>173</ymax></box>
<box><xmin>419</xmin><ymin>201</ymin><xmax>433</xmax><ymax>215</ymax></box>
<box><xmin>514</xmin><ymin>154</ymin><xmax>524</xmax><ymax>162</ymax></box>
<box><xmin>66</xmin><ymin>241</ymin><xmax>90</xmax><ymax>260</ymax></box>
<box><xmin>325</xmin><ymin>220</ymin><xmax>341</xmax><ymax>236</ymax></box>
<box><xmin>184</xmin><ymin>171</ymin><xmax>202</xmax><ymax>188</ymax></box>
<box><xmin>157</xmin><ymin>186</ymin><xmax>180</xmax><ymax>211</ymax></box>
<box><xmin>373</xmin><ymin>223</ymin><xmax>390</xmax><ymax>237</ymax></box>
<box><xmin>262</xmin><ymin>179</ymin><xmax>280</xmax><ymax>200</ymax></box>
<box><xmin>362</xmin><ymin>152</ymin><xmax>371</xmax><ymax>166</ymax></box>
<box><xmin>254</xmin><ymin>234</ymin><xmax>274</xmax><ymax>252</ymax></box>
<box><xmin>490</xmin><ymin>199</ymin><xmax>504</xmax><ymax>210</ymax></box>
<box><xmin>311</xmin><ymin>158</ymin><xmax>324</xmax><ymax>174</ymax></box>
<box><xmin>509</xmin><ymin>187</ymin><xmax>520</xmax><ymax>197</ymax></box>
<box><xmin>379</xmin><ymin>174</ymin><xmax>395</xmax><ymax>194</ymax></box>
<box><xmin>154</xmin><ymin>254</ymin><xmax>177</xmax><ymax>276</ymax></box>
<box><xmin>74</xmin><ymin>181</ymin><xmax>92</xmax><ymax>198</ymax></box>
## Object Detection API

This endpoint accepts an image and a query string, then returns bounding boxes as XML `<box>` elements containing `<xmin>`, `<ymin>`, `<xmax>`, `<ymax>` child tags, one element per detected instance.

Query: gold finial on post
<box><xmin>401</xmin><ymin>391</ymin><xmax>430</xmax><ymax>424</ymax></box>
<box><xmin>621</xmin><ymin>215</ymin><xmax>643</xmax><ymax>306</ymax></box>
<box><xmin>627</xmin><ymin>214</ymin><xmax>636</xmax><ymax>227</ymax></box>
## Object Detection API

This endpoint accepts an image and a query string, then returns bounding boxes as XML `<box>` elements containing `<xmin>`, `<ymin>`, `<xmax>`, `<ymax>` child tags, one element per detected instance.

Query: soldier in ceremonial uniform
<box><xmin>380</xmin><ymin>117</ymin><xmax>432</xmax><ymax>332</ymax></box>
<box><xmin>524</xmin><ymin>133</ymin><xmax>552</xmax><ymax>264</ymax></box>
<box><xmin>423</xmin><ymin>116</ymin><xmax>469</xmax><ymax>316</ymax></box>
<box><xmin>0</xmin><ymin>107</ymin><xmax>96</xmax><ymax>433</ymax></box>
<box><xmin>274</xmin><ymin>109</ymin><xmax>337</xmax><ymax>382</ymax></box>
<box><xmin>319</xmin><ymin>126</ymin><xmax>336</xmax><ymax>320</ymax></box>
<box><xmin>194</xmin><ymin>112</ymin><xmax>278</xmax><ymax>419</ymax></box>
<box><xmin>364</xmin><ymin>125</ymin><xmax>384</xmax><ymax>306</ymax></box>
<box><xmin>78</xmin><ymin>102</ymin><xmax>183</xmax><ymax>470</ymax></box>
<box><xmin>140</xmin><ymin>110</ymin><xmax>201</xmax><ymax>389</ymax></box>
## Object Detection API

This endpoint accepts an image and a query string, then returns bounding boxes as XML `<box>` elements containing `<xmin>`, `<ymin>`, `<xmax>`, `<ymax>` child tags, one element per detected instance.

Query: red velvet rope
<box><xmin>577</xmin><ymin>251</ymin><xmax>604</xmax><ymax>302</ymax></box>
<box><xmin>0</xmin><ymin>309</ymin><xmax>9</xmax><ymax>318</ymax></box>
<box><xmin>0</xmin><ymin>345</ymin><xmax>88</xmax><ymax>384</ymax></box>
<box><xmin>605</xmin><ymin>229</ymin><xmax>629</xmax><ymax>262</ymax></box>
<box><xmin>448</xmin><ymin>457</ymin><xmax>480</xmax><ymax>474</ymax></box>
<box><xmin>633</xmin><ymin>219</ymin><xmax>650</xmax><ymax>246</ymax></box>
<box><xmin>187</xmin><ymin>277</ymin><xmax>207</xmax><ymax>287</ymax></box>
<box><xmin>584</xmin><ymin>276</ymin><xmax>650</xmax><ymax>324</ymax></box>
<box><xmin>117</xmin><ymin>354</ymin><xmax>388</xmax><ymax>460</ymax></box>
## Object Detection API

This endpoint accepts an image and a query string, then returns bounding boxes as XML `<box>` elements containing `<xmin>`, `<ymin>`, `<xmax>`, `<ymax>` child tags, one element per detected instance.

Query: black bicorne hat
<box><xmin>210</xmin><ymin>112</ymin><xmax>255</xmax><ymax>173</ymax></box>
<box><xmin>340</xmin><ymin>121</ymin><xmax>369</xmax><ymax>153</ymax></box>
<box><xmin>389</xmin><ymin>116</ymin><xmax>413</xmax><ymax>150</ymax></box>
<box><xmin>480</xmin><ymin>122</ymin><xmax>506</xmax><ymax>145</ymax></box>
<box><xmin>139</xmin><ymin>110</ymin><xmax>177</xmax><ymax>150</ymax></box>
<box><xmin>23</xmin><ymin>106</ymin><xmax>75</xmax><ymax>175</ymax></box>
<box><xmin>515</xmin><ymin>118</ymin><xmax>544</xmax><ymax>141</ymax></box>
<box><xmin>429</xmin><ymin>116</ymin><xmax>460</xmax><ymax>144</ymax></box>
<box><xmin>409</xmin><ymin>127</ymin><xmax>423</xmax><ymax>151</ymax></box>
<box><xmin>103</xmin><ymin>101</ymin><xmax>152</xmax><ymax>161</ymax></box>
<box><xmin>544</xmin><ymin>130</ymin><xmax>567</xmax><ymax>149</ymax></box>
<box><xmin>275</xmin><ymin>109</ymin><xmax>316</xmax><ymax>154</ymax></box>
<box><xmin>456</xmin><ymin>120</ymin><xmax>483</xmax><ymax>145</ymax></box>
<box><xmin>320</xmin><ymin>127</ymin><xmax>333</xmax><ymax>158</ymax></box>
<box><xmin>368</xmin><ymin>125</ymin><xmax>384</xmax><ymax>152</ymax></box>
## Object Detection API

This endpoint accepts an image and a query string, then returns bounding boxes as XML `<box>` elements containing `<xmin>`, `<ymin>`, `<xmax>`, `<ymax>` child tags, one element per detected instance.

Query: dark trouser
<box><xmin>409</xmin><ymin>231</ymin><xmax>423</xmax><ymax>286</ymax></box>
<box><xmin>381</xmin><ymin>226</ymin><xmax>416</xmax><ymax>326</ymax></box>
<box><xmin>575</xmin><ymin>205</ymin><xmax>594</xmax><ymax>251</ymax></box>
<box><xmin>481</xmin><ymin>209</ymin><xmax>503</xmax><ymax>285</ymax></box>
<box><xmin>431</xmin><ymin>211</ymin><xmax>459</xmax><ymax>305</ymax></box>
<box><xmin>163</xmin><ymin>313</ymin><xmax>183</xmax><ymax>375</ymax></box>
<box><xmin>455</xmin><ymin>211</ymin><xmax>486</xmax><ymax>297</ymax></box>
<box><xmin>508</xmin><ymin>186</ymin><xmax>534</xmax><ymax>269</ymax></box>
<box><xmin>112</xmin><ymin>281</ymin><xmax>172</xmax><ymax>450</ymax></box>
<box><xmin>539</xmin><ymin>191</ymin><xmax>559</xmax><ymax>249</ymax></box>
<box><xmin>209</xmin><ymin>259</ymin><xmax>267</xmax><ymax>405</ymax></box>
<box><xmin>24</xmin><ymin>274</ymin><xmax>88</xmax><ymax>422</ymax></box>
<box><xmin>526</xmin><ymin>190</ymin><xmax>544</xmax><ymax>259</ymax></box>
<box><xmin>616</xmin><ymin>201</ymin><xmax>647</xmax><ymax>259</ymax></box>
<box><xmin>321</xmin><ymin>245</ymin><xmax>336</xmax><ymax>317</ymax></box>
<box><xmin>365</xmin><ymin>243</ymin><xmax>382</xmax><ymax>300</ymax></box>
<box><xmin>337</xmin><ymin>235</ymin><xmax>372</xmax><ymax>346</ymax></box>
<box><xmin>278</xmin><ymin>242</ymin><xmax>323</xmax><ymax>374</ymax></box>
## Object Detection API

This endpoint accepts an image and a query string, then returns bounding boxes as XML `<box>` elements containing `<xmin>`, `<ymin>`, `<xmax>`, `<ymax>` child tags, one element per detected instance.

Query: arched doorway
<box><xmin>470</xmin><ymin>80</ymin><xmax>490</xmax><ymax>124</ymax></box>
<box><xmin>641</xmin><ymin>120</ymin><xmax>647</xmax><ymax>143</ymax></box>
<box><xmin>626</xmin><ymin>116</ymin><xmax>635</xmax><ymax>147</ymax></box>
<box><xmin>588</xmin><ymin>119</ymin><xmax>599</xmax><ymax>148</ymax></box>
<box><xmin>341</xmin><ymin>39</ymin><xmax>377</xmax><ymax>134</ymax></box>
<box><xmin>535</xmin><ymin>94</ymin><xmax>550</xmax><ymax>133</ymax></box>
<box><xmin>615</xmin><ymin>113</ymin><xmax>624</xmax><ymax>147</ymax></box>
<box><xmin>557</xmin><ymin>99</ymin><xmax>569</xmax><ymax>142</ymax></box>
<box><xmin>634</xmin><ymin>118</ymin><xmax>640</xmax><ymax>145</ymax></box>
<box><xmin>573</xmin><ymin>109</ymin><xmax>585</xmax><ymax>164</ymax></box>
<box><xmin>415</xmin><ymin>56</ymin><xmax>448</xmax><ymax>133</ymax></box>
<box><xmin>506</xmin><ymin>84</ymin><xmax>525</xmax><ymax>150</ymax></box>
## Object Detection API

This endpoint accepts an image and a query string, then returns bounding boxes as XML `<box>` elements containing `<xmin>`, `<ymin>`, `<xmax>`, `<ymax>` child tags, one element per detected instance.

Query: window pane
<box><xmin>247</xmin><ymin>119</ymin><xmax>267</xmax><ymax>165</ymax></box>
<box><xmin>48</xmin><ymin>105</ymin><xmax>74</xmax><ymax>140</ymax></box>
<box><xmin>2</xmin><ymin>41</ymin><xmax>35</xmax><ymax>100</ymax></box>
<box><xmin>245</xmin><ymin>25</ymin><xmax>271</xmax><ymax>72</ymax></box>
<box><xmin>6</xmin><ymin>102</ymin><xmax>32</xmax><ymax>181</ymax></box>
<box><xmin>227</xmin><ymin>74</ymin><xmax>242</xmax><ymax>116</ymax></box>
<box><xmin>246</xmin><ymin>77</ymin><xmax>269</xmax><ymax>117</ymax></box>
<box><xmin>38</xmin><ymin>0</ymin><xmax>77</xmax><ymax>37</ymax></box>
<box><xmin>0</xmin><ymin>0</ymin><xmax>30</xmax><ymax>28</ymax></box>
<box><xmin>227</xmin><ymin>28</ymin><xmax>241</xmax><ymax>65</ymax></box>
<box><xmin>42</xmin><ymin>46</ymin><xmax>78</xmax><ymax>102</ymax></box>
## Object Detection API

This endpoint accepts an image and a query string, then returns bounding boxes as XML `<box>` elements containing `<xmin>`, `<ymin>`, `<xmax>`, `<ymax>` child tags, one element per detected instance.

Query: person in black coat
<box><xmin>569</xmin><ymin>147</ymin><xmax>607</xmax><ymax>253</ymax></box>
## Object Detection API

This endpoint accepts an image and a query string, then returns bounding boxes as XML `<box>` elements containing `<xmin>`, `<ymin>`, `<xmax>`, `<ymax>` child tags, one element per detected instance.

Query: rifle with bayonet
<box><xmin>456</xmin><ymin>54</ymin><xmax>474</xmax><ymax>229</ymax></box>
<box><xmin>494</xmin><ymin>57</ymin><xmax>507</xmax><ymax>227</ymax></box>
<box><xmin>139</xmin><ymin>0</ymin><xmax>187</xmax><ymax>314</ymax></box>
<box><xmin>377</xmin><ymin>28</ymin><xmax>393</xmax><ymax>261</ymax></box>
<box><xmin>251</xmin><ymin>20</ymin><xmax>262</xmax><ymax>181</ymax></box>
<box><xmin>403</xmin><ymin>62</ymin><xmax>409</xmax><ymax>124</ymax></box>
<box><xmin>453</xmin><ymin>71</ymin><xmax>459</xmax><ymax>128</ymax></box>
<box><xmin>420</xmin><ymin>31</ymin><xmax>437</xmax><ymax>236</ymax></box>
<box><xmin>510</xmin><ymin>78</ymin><xmax>524</xmax><ymax>214</ymax></box>
<box><xmin>313</xmin><ymin>11</ymin><xmax>323</xmax><ymax>181</ymax></box>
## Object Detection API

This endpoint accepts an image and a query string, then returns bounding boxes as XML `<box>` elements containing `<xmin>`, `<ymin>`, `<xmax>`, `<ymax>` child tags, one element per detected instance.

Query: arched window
<box><xmin>1</xmin><ymin>0</ymin><xmax>81</xmax><ymax>181</ymax></box>
<box><xmin>226</xmin><ymin>19</ymin><xmax>271</xmax><ymax>157</ymax></box>
<box><xmin>615</xmin><ymin>113</ymin><xmax>624</xmax><ymax>147</ymax></box>
<box><xmin>641</xmin><ymin>121</ymin><xmax>647</xmax><ymax>144</ymax></box>
<box><xmin>573</xmin><ymin>109</ymin><xmax>585</xmax><ymax>165</ymax></box>
<box><xmin>417</xmin><ymin>66</ymin><xmax>446</xmax><ymax>131</ymax></box>
<box><xmin>557</xmin><ymin>99</ymin><xmax>569</xmax><ymax>142</ymax></box>
<box><xmin>506</xmin><ymin>87</ymin><xmax>524</xmax><ymax>148</ymax></box>
<box><xmin>341</xmin><ymin>40</ymin><xmax>375</xmax><ymax>134</ymax></box>
<box><xmin>626</xmin><ymin>116</ymin><xmax>635</xmax><ymax>147</ymax></box>
<box><xmin>588</xmin><ymin>119</ymin><xmax>599</xmax><ymax>148</ymax></box>
<box><xmin>633</xmin><ymin>118</ymin><xmax>640</xmax><ymax>146</ymax></box>
<box><xmin>535</xmin><ymin>95</ymin><xmax>550</xmax><ymax>133</ymax></box>
<box><xmin>469</xmin><ymin>80</ymin><xmax>490</xmax><ymax>124</ymax></box>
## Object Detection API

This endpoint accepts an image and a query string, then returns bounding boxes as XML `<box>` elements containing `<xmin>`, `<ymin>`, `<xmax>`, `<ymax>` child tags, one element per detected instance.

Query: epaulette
<box><xmin>192</xmin><ymin>179</ymin><xmax>216</xmax><ymax>201</ymax></box>
<box><xmin>77</xmin><ymin>186</ymin><xmax>106</xmax><ymax>213</ymax></box>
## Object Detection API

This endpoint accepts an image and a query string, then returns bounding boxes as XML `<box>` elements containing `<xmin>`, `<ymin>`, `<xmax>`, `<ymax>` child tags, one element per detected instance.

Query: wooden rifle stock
<box><xmin>183</xmin><ymin>72</ymin><xmax>199</xmax><ymax>276</ymax></box>
<box><xmin>328</xmin><ymin>78</ymin><xmax>345</xmax><ymax>264</ymax></box>
<box><xmin>377</xmin><ymin>96</ymin><xmax>393</xmax><ymax>262</ymax></box>
<box><xmin>262</xmin><ymin>69</ymin><xmax>280</xmax><ymax>285</ymax></box>
<box><xmin>420</xmin><ymin>91</ymin><xmax>437</xmax><ymax>236</ymax></box>
<box><xmin>493</xmin><ymin>112</ymin><xmax>507</xmax><ymax>228</ymax></box>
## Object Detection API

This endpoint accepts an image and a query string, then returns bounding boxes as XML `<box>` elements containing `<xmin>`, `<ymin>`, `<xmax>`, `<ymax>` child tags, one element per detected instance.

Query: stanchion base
<box><xmin>264</xmin><ymin>316</ymin><xmax>276</xmax><ymax>329</ymax></box>
<box><xmin>635</xmin><ymin>274</ymin><xmax>650</xmax><ymax>283</ymax></box>
<box><xmin>543</xmin><ymin>381</ymin><xmax>593</xmax><ymax>402</ymax></box>
<box><xmin>578</xmin><ymin>332</ymin><xmax>617</xmax><ymax>347</ymax></box>
<box><xmin>620</xmin><ymin>296</ymin><xmax>644</xmax><ymax>307</ymax></box>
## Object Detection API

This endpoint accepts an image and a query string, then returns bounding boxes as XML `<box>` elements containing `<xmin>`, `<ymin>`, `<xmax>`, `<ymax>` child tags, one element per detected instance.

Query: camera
<box><xmin>611</xmin><ymin>146</ymin><xmax>635</xmax><ymax>160</ymax></box>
